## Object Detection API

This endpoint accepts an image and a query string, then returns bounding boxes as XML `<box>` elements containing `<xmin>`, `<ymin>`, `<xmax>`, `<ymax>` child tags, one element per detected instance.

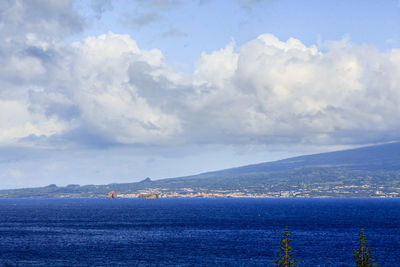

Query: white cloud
<box><xmin>0</xmin><ymin>1</ymin><xmax>400</xmax><ymax>149</ymax></box>
<box><xmin>0</xmin><ymin>100</ymin><xmax>66</xmax><ymax>145</ymax></box>
<box><xmin>68</xmin><ymin>33</ymin><xmax>182</xmax><ymax>144</ymax></box>
<box><xmin>195</xmin><ymin>42</ymin><xmax>238</xmax><ymax>87</ymax></box>
<box><xmin>185</xmin><ymin>34</ymin><xmax>400</xmax><ymax>145</ymax></box>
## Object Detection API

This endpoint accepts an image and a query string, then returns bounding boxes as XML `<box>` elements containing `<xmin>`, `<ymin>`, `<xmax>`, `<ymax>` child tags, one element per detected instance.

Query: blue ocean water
<box><xmin>0</xmin><ymin>198</ymin><xmax>399</xmax><ymax>266</ymax></box>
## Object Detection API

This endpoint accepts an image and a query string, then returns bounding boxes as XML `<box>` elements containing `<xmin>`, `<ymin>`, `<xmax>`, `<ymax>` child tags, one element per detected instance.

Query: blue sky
<box><xmin>76</xmin><ymin>0</ymin><xmax>400</xmax><ymax>70</ymax></box>
<box><xmin>0</xmin><ymin>0</ymin><xmax>400</xmax><ymax>188</ymax></box>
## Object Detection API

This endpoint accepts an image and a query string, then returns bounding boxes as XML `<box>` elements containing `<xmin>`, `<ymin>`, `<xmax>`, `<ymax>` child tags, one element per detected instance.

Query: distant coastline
<box><xmin>1</xmin><ymin>143</ymin><xmax>400</xmax><ymax>199</ymax></box>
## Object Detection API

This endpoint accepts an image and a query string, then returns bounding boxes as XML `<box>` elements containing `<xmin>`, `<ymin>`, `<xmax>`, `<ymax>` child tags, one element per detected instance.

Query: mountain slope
<box><xmin>203</xmin><ymin>142</ymin><xmax>400</xmax><ymax>175</ymax></box>
<box><xmin>1</xmin><ymin>142</ymin><xmax>400</xmax><ymax>197</ymax></box>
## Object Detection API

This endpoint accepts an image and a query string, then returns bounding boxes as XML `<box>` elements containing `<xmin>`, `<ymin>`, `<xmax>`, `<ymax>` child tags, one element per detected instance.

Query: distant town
<box><xmin>114</xmin><ymin>183</ymin><xmax>400</xmax><ymax>199</ymax></box>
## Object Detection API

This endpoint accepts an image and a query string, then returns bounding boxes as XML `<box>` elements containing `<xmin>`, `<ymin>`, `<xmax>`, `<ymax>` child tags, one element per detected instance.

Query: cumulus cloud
<box><xmin>0</xmin><ymin>1</ymin><xmax>400</xmax><ymax>149</ymax></box>
<box><xmin>189</xmin><ymin>34</ymin><xmax>400</xmax><ymax>145</ymax></box>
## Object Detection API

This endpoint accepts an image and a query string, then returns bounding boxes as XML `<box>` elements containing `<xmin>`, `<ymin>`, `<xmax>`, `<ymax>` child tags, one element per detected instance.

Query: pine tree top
<box><xmin>353</xmin><ymin>229</ymin><xmax>379</xmax><ymax>267</ymax></box>
<box><xmin>274</xmin><ymin>228</ymin><xmax>299</xmax><ymax>267</ymax></box>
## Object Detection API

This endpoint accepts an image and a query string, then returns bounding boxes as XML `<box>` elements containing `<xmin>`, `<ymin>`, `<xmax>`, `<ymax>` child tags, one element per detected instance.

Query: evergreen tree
<box><xmin>274</xmin><ymin>228</ymin><xmax>299</xmax><ymax>267</ymax></box>
<box><xmin>353</xmin><ymin>229</ymin><xmax>379</xmax><ymax>267</ymax></box>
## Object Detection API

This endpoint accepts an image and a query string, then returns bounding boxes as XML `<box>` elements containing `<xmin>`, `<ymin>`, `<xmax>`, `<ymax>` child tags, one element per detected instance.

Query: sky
<box><xmin>0</xmin><ymin>0</ymin><xmax>400</xmax><ymax>188</ymax></box>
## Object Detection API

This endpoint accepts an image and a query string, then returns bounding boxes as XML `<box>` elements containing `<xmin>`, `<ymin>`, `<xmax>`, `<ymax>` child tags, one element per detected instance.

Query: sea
<box><xmin>0</xmin><ymin>198</ymin><xmax>399</xmax><ymax>266</ymax></box>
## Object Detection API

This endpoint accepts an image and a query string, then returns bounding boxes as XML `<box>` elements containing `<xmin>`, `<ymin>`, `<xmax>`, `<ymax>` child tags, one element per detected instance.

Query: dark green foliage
<box><xmin>353</xmin><ymin>229</ymin><xmax>379</xmax><ymax>267</ymax></box>
<box><xmin>274</xmin><ymin>228</ymin><xmax>298</xmax><ymax>267</ymax></box>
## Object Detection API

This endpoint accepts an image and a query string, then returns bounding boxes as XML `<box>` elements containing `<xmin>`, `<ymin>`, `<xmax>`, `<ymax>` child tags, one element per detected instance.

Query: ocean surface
<box><xmin>0</xmin><ymin>198</ymin><xmax>399</xmax><ymax>266</ymax></box>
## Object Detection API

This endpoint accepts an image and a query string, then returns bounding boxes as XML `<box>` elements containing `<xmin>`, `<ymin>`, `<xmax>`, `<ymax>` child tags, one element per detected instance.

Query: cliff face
<box><xmin>106</xmin><ymin>190</ymin><xmax>117</xmax><ymax>199</ymax></box>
